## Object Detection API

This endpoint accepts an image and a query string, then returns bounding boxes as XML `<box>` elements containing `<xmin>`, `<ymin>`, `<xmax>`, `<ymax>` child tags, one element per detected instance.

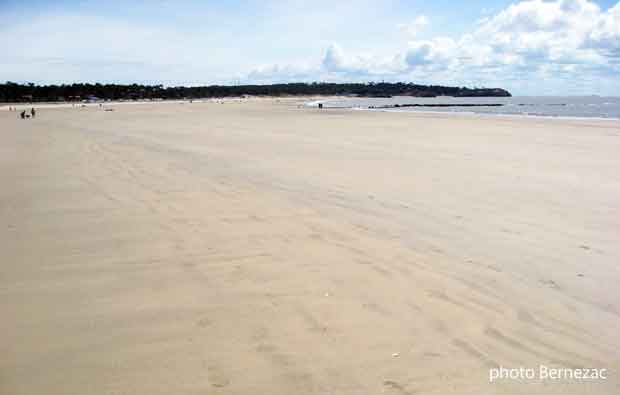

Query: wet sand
<box><xmin>1</xmin><ymin>99</ymin><xmax>619</xmax><ymax>394</ymax></box>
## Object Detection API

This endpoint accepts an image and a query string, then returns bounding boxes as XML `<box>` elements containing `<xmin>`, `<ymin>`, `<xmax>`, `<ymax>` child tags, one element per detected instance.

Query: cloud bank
<box><xmin>1</xmin><ymin>0</ymin><xmax>618</xmax><ymax>94</ymax></box>
<box><xmin>248</xmin><ymin>0</ymin><xmax>620</xmax><ymax>94</ymax></box>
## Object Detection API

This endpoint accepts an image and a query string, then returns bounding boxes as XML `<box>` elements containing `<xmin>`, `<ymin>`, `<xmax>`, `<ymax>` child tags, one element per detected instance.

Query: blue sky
<box><xmin>1</xmin><ymin>0</ymin><xmax>619</xmax><ymax>95</ymax></box>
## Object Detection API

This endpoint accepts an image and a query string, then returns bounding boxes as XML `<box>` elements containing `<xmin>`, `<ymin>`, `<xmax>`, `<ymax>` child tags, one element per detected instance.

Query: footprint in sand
<box><xmin>207</xmin><ymin>366</ymin><xmax>230</xmax><ymax>388</ymax></box>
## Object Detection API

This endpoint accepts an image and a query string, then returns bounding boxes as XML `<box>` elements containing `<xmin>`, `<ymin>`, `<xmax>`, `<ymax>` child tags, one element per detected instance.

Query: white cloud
<box><xmin>397</xmin><ymin>15</ymin><xmax>429</xmax><ymax>37</ymax></box>
<box><xmin>321</xmin><ymin>44</ymin><xmax>405</xmax><ymax>76</ymax></box>
<box><xmin>400</xmin><ymin>0</ymin><xmax>614</xmax><ymax>73</ymax></box>
<box><xmin>587</xmin><ymin>3</ymin><xmax>620</xmax><ymax>55</ymax></box>
<box><xmin>247</xmin><ymin>0</ymin><xmax>620</xmax><ymax>94</ymax></box>
<box><xmin>322</xmin><ymin>44</ymin><xmax>351</xmax><ymax>73</ymax></box>
<box><xmin>405</xmin><ymin>38</ymin><xmax>458</xmax><ymax>68</ymax></box>
<box><xmin>247</xmin><ymin>63</ymin><xmax>317</xmax><ymax>83</ymax></box>
<box><xmin>472</xmin><ymin>0</ymin><xmax>604</xmax><ymax>64</ymax></box>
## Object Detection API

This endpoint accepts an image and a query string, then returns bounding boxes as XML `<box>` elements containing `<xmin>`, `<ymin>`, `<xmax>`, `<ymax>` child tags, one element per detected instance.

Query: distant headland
<box><xmin>0</xmin><ymin>82</ymin><xmax>511</xmax><ymax>103</ymax></box>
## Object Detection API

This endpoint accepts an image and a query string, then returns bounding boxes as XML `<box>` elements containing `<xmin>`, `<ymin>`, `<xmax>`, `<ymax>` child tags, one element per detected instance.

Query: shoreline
<box><xmin>305</xmin><ymin>101</ymin><xmax>620</xmax><ymax>123</ymax></box>
<box><xmin>365</xmin><ymin>107</ymin><xmax>620</xmax><ymax>123</ymax></box>
<box><xmin>0</xmin><ymin>95</ymin><xmax>337</xmax><ymax>110</ymax></box>
<box><xmin>5</xmin><ymin>96</ymin><xmax>619</xmax><ymax>123</ymax></box>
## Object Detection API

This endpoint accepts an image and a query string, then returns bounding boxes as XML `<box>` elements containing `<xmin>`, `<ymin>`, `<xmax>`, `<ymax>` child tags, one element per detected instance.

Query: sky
<box><xmin>1</xmin><ymin>0</ymin><xmax>619</xmax><ymax>95</ymax></box>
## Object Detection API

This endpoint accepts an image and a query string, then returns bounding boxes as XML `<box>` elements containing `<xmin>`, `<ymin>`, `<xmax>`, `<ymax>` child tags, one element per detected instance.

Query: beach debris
<box><xmin>383</xmin><ymin>380</ymin><xmax>406</xmax><ymax>391</ymax></box>
<box><xmin>392</xmin><ymin>352</ymin><xmax>400</xmax><ymax>357</ymax></box>
<box><xmin>211</xmin><ymin>380</ymin><xmax>229</xmax><ymax>388</ymax></box>
<box><xmin>540</xmin><ymin>279</ymin><xmax>559</xmax><ymax>289</ymax></box>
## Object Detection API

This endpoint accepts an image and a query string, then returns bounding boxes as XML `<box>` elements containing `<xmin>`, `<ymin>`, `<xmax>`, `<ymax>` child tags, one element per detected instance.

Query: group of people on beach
<box><xmin>8</xmin><ymin>107</ymin><xmax>36</xmax><ymax>119</ymax></box>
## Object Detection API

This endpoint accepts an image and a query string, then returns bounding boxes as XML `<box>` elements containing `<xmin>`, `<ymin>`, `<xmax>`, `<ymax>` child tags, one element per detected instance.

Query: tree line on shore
<box><xmin>0</xmin><ymin>82</ymin><xmax>511</xmax><ymax>103</ymax></box>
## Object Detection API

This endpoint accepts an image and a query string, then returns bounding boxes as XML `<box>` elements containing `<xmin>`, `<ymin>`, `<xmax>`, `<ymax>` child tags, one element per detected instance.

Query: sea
<box><xmin>308</xmin><ymin>96</ymin><xmax>620</xmax><ymax>120</ymax></box>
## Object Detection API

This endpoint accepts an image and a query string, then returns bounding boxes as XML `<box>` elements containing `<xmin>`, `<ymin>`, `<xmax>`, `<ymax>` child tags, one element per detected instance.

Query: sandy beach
<box><xmin>1</xmin><ymin>99</ymin><xmax>619</xmax><ymax>394</ymax></box>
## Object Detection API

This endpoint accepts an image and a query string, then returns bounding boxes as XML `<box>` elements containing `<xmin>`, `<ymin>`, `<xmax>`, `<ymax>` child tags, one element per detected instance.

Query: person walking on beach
<box><xmin>20</xmin><ymin>110</ymin><xmax>26</xmax><ymax>119</ymax></box>
<box><xmin>31</xmin><ymin>108</ymin><xmax>36</xmax><ymax>118</ymax></box>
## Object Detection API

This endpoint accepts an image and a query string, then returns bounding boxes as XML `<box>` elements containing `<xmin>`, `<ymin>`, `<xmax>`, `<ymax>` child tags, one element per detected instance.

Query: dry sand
<box><xmin>1</xmin><ymin>99</ymin><xmax>619</xmax><ymax>394</ymax></box>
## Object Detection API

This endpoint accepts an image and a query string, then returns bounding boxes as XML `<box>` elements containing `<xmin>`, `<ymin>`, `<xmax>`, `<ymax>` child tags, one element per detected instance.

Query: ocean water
<box><xmin>310</xmin><ymin>96</ymin><xmax>620</xmax><ymax>119</ymax></box>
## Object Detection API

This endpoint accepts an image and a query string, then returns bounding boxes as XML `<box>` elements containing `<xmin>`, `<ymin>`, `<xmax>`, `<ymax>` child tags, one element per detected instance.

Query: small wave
<box><xmin>356</xmin><ymin>106</ymin><xmax>620</xmax><ymax>121</ymax></box>
<box><xmin>313</xmin><ymin>96</ymin><xmax>620</xmax><ymax>119</ymax></box>
<box><xmin>304</xmin><ymin>100</ymin><xmax>324</xmax><ymax>107</ymax></box>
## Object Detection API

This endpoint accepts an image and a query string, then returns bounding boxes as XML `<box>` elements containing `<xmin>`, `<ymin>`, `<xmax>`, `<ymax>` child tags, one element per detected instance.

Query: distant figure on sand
<box><xmin>20</xmin><ymin>110</ymin><xmax>26</xmax><ymax>119</ymax></box>
<box><xmin>31</xmin><ymin>108</ymin><xmax>36</xmax><ymax>118</ymax></box>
